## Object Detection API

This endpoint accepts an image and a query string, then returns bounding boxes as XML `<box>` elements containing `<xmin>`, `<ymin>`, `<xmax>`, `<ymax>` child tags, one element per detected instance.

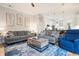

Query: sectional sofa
<box><xmin>59</xmin><ymin>29</ymin><xmax>79</xmax><ymax>54</ymax></box>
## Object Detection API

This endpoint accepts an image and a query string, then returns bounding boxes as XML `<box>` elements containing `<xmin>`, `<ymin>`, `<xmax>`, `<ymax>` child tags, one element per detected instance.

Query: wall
<box><xmin>0</xmin><ymin>6</ymin><xmax>31</xmax><ymax>33</ymax></box>
<box><xmin>0</xmin><ymin>5</ymin><xmax>79</xmax><ymax>35</ymax></box>
<box><xmin>0</xmin><ymin>6</ymin><xmax>44</xmax><ymax>34</ymax></box>
<box><xmin>0</xmin><ymin>6</ymin><xmax>6</xmax><ymax>35</ymax></box>
<box><xmin>42</xmin><ymin>13</ymin><xmax>76</xmax><ymax>30</ymax></box>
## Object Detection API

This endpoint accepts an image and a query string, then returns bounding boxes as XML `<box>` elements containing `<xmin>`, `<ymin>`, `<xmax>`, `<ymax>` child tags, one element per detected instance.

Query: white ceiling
<box><xmin>0</xmin><ymin>3</ymin><xmax>79</xmax><ymax>15</ymax></box>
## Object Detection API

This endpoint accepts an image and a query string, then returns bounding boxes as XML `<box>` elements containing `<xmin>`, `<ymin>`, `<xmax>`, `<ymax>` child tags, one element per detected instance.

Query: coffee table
<box><xmin>27</xmin><ymin>37</ymin><xmax>49</xmax><ymax>52</ymax></box>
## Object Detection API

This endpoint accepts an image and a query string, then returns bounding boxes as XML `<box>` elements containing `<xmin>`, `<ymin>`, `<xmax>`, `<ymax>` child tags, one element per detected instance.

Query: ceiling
<box><xmin>0</xmin><ymin>3</ymin><xmax>79</xmax><ymax>15</ymax></box>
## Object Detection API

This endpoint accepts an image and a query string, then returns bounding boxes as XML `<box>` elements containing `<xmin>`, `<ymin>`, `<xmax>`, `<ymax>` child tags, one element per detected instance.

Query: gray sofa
<box><xmin>5</xmin><ymin>31</ymin><xmax>32</xmax><ymax>44</ymax></box>
<box><xmin>38</xmin><ymin>30</ymin><xmax>59</xmax><ymax>44</ymax></box>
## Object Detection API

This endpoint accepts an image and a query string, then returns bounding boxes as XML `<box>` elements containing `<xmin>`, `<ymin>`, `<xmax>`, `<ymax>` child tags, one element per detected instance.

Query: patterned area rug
<box><xmin>5</xmin><ymin>42</ymin><xmax>68</xmax><ymax>56</ymax></box>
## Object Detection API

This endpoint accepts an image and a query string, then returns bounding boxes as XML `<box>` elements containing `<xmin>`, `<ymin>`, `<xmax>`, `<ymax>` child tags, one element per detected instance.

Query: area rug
<box><xmin>5</xmin><ymin>42</ymin><xmax>68</xmax><ymax>56</ymax></box>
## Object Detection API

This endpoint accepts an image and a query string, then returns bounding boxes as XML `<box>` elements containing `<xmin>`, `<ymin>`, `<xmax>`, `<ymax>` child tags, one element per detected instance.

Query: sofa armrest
<box><xmin>74</xmin><ymin>39</ymin><xmax>79</xmax><ymax>54</ymax></box>
<box><xmin>58</xmin><ymin>36</ymin><xmax>66</xmax><ymax>43</ymax></box>
<box><xmin>59</xmin><ymin>36</ymin><xmax>65</xmax><ymax>40</ymax></box>
<box><xmin>74</xmin><ymin>39</ymin><xmax>79</xmax><ymax>41</ymax></box>
<box><xmin>74</xmin><ymin>39</ymin><xmax>79</xmax><ymax>45</ymax></box>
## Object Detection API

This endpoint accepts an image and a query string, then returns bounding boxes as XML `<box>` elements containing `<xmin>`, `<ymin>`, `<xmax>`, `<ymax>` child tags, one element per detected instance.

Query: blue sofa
<box><xmin>59</xmin><ymin>29</ymin><xmax>79</xmax><ymax>54</ymax></box>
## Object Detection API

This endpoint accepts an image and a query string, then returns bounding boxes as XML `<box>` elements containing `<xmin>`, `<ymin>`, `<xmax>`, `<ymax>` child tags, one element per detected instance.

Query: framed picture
<box><xmin>16</xmin><ymin>14</ymin><xmax>23</xmax><ymax>26</ymax></box>
<box><xmin>6</xmin><ymin>12</ymin><xmax>15</xmax><ymax>26</ymax></box>
<box><xmin>24</xmin><ymin>16</ymin><xmax>30</xmax><ymax>27</ymax></box>
<box><xmin>23</xmin><ymin>16</ymin><xmax>27</xmax><ymax>26</ymax></box>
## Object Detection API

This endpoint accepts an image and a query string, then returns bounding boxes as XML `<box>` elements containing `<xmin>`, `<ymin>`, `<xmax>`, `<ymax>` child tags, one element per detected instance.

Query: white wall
<box><xmin>0</xmin><ymin>6</ymin><xmax>32</xmax><ymax>33</ymax></box>
<box><xmin>0</xmin><ymin>6</ymin><xmax>6</xmax><ymax>34</ymax></box>
<box><xmin>41</xmin><ymin>14</ymin><xmax>75</xmax><ymax>30</ymax></box>
<box><xmin>0</xmin><ymin>6</ymin><xmax>44</xmax><ymax>34</ymax></box>
<box><xmin>0</xmin><ymin>5</ymin><xmax>79</xmax><ymax>35</ymax></box>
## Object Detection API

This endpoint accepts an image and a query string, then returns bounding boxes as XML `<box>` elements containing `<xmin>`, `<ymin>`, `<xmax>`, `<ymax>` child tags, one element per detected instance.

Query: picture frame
<box><xmin>16</xmin><ymin>14</ymin><xmax>23</xmax><ymax>26</ymax></box>
<box><xmin>6</xmin><ymin>12</ymin><xmax>15</xmax><ymax>26</ymax></box>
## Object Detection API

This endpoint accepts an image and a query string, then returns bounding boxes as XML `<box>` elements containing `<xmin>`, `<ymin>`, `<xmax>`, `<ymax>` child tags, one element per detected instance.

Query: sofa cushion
<box><xmin>65</xmin><ymin>34</ymin><xmax>79</xmax><ymax>41</ymax></box>
<box><xmin>10</xmin><ymin>31</ymin><xmax>31</xmax><ymax>36</ymax></box>
<box><xmin>18</xmin><ymin>31</ymin><xmax>24</xmax><ymax>36</ymax></box>
<box><xmin>12</xmin><ymin>31</ymin><xmax>18</xmax><ymax>36</ymax></box>
<box><xmin>66</xmin><ymin>37</ymin><xmax>75</xmax><ymax>41</ymax></box>
<box><xmin>66</xmin><ymin>30</ymin><xmax>79</xmax><ymax>34</ymax></box>
<box><xmin>59</xmin><ymin>38</ymin><xmax>74</xmax><ymax>50</ymax></box>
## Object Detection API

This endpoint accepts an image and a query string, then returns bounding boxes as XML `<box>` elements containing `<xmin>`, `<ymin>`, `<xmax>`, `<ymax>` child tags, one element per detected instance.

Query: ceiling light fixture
<box><xmin>31</xmin><ymin>3</ymin><xmax>35</xmax><ymax>7</ymax></box>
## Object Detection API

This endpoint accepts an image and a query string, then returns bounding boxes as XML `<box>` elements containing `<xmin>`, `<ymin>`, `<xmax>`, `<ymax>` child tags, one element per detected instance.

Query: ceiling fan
<box><xmin>31</xmin><ymin>3</ymin><xmax>35</xmax><ymax>7</ymax></box>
